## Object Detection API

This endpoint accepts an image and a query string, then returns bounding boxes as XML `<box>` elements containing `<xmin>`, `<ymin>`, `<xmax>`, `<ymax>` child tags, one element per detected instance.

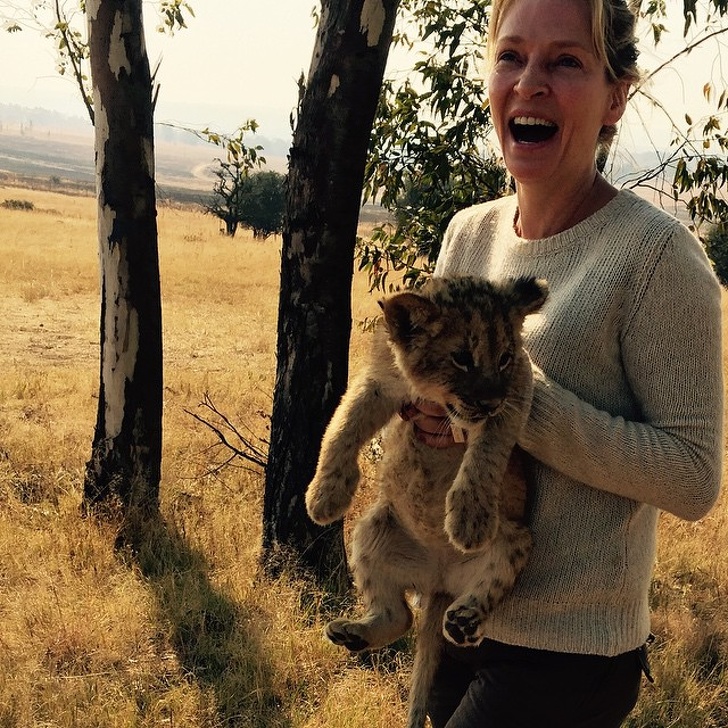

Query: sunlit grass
<box><xmin>0</xmin><ymin>185</ymin><xmax>725</xmax><ymax>726</ymax></box>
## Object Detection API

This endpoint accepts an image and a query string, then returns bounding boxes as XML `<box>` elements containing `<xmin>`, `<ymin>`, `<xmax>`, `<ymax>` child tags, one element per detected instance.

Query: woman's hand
<box><xmin>399</xmin><ymin>400</ymin><xmax>466</xmax><ymax>449</ymax></box>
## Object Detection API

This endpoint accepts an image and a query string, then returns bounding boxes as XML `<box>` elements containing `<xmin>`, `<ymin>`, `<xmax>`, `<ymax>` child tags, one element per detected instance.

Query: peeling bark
<box><xmin>263</xmin><ymin>0</ymin><xmax>400</xmax><ymax>589</ymax></box>
<box><xmin>83</xmin><ymin>0</ymin><xmax>162</xmax><ymax>526</ymax></box>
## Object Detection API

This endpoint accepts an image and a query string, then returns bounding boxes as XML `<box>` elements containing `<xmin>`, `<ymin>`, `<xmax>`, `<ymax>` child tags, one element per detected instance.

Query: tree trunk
<box><xmin>83</xmin><ymin>0</ymin><xmax>163</xmax><ymax>532</ymax></box>
<box><xmin>262</xmin><ymin>0</ymin><xmax>400</xmax><ymax>589</ymax></box>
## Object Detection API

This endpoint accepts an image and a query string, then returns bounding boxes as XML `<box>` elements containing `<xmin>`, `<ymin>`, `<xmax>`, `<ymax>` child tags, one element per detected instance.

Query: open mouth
<box><xmin>510</xmin><ymin>116</ymin><xmax>558</xmax><ymax>144</ymax></box>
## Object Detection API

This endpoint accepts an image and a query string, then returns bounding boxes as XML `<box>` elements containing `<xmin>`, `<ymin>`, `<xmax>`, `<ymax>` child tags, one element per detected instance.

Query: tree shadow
<box><xmin>129</xmin><ymin>515</ymin><xmax>293</xmax><ymax>728</ymax></box>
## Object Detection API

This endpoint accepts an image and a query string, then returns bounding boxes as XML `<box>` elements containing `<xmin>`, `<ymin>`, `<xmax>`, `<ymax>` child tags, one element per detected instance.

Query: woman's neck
<box><xmin>513</xmin><ymin>172</ymin><xmax>617</xmax><ymax>239</ymax></box>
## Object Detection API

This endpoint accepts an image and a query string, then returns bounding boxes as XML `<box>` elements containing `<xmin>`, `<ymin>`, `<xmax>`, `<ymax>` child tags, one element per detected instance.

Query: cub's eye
<box><xmin>498</xmin><ymin>351</ymin><xmax>514</xmax><ymax>371</ymax></box>
<box><xmin>451</xmin><ymin>350</ymin><xmax>475</xmax><ymax>371</ymax></box>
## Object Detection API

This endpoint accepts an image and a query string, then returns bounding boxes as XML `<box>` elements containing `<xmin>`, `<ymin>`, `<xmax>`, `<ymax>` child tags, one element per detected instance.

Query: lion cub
<box><xmin>306</xmin><ymin>275</ymin><xmax>548</xmax><ymax>728</ymax></box>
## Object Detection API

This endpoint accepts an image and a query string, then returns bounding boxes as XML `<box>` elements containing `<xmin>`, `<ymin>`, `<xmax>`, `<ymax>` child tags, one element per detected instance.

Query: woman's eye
<box><xmin>496</xmin><ymin>50</ymin><xmax>519</xmax><ymax>64</ymax></box>
<box><xmin>556</xmin><ymin>55</ymin><xmax>581</xmax><ymax>69</ymax></box>
<box><xmin>451</xmin><ymin>351</ymin><xmax>475</xmax><ymax>371</ymax></box>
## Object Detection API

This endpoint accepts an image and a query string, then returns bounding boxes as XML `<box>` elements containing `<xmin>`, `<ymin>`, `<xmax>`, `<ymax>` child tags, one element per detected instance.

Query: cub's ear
<box><xmin>509</xmin><ymin>276</ymin><xmax>548</xmax><ymax>316</ymax></box>
<box><xmin>380</xmin><ymin>292</ymin><xmax>439</xmax><ymax>345</ymax></box>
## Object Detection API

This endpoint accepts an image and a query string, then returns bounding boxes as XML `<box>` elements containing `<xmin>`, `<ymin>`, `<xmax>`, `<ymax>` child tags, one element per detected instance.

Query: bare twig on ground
<box><xmin>185</xmin><ymin>392</ymin><xmax>268</xmax><ymax>475</ymax></box>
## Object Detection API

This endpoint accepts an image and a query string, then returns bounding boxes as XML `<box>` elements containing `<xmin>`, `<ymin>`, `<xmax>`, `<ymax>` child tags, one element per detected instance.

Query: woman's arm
<box><xmin>519</xmin><ymin>234</ymin><xmax>724</xmax><ymax>521</ymax></box>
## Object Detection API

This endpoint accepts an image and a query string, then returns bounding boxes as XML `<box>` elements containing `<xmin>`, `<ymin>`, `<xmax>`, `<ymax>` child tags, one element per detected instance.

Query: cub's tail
<box><xmin>406</xmin><ymin>591</ymin><xmax>450</xmax><ymax>728</ymax></box>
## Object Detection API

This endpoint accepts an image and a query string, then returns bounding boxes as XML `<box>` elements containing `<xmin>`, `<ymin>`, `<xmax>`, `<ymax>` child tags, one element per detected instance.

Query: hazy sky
<box><xmin>0</xmin><ymin>0</ymin><xmax>317</xmax><ymax>139</ymax></box>
<box><xmin>0</xmin><ymin>1</ymin><xmax>725</xmax><ymax>154</ymax></box>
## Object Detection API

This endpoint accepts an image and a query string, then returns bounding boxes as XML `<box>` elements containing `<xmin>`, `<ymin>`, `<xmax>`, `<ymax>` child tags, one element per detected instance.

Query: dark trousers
<box><xmin>428</xmin><ymin>638</ymin><xmax>645</xmax><ymax>728</ymax></box>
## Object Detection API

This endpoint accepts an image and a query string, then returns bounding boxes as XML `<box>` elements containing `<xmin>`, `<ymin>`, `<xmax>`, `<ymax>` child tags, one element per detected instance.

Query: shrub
<box><xmin>205</xmin><ymin>170</ymin><xmax>285</xmax><ymax>240</ymax></box>
<box><xmin>2</xmin><ymin>199</ymin><xmax>34</xmax><ymax>211</ymax></box>
<box><xmin>237</xmin><ymin>171</ymin><xmax>286</xmax><ymax>240</ymax></box>
<box><xmin>704</xmin><ymin>224</ymin><xmax>728</xmax><ymax>287</ymax></box>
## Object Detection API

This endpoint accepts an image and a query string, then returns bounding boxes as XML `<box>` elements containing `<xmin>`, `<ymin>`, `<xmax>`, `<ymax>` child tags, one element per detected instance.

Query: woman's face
<box><xmin>487</xmin><ymin>0</ymin><xmax>627</xmax><ymax>187</ymax></box>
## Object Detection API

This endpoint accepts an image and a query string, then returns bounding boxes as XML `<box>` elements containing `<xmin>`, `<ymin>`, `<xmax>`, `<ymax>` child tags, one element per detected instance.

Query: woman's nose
<box><xmin>514</xmin><ymin>62</ymin><xmax>548</xmax><ymax>98</ymax></box>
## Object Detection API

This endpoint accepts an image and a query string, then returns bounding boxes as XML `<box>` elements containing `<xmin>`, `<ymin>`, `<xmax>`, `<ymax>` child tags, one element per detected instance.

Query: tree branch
<box><xmin>53</xmin><ymin>0</ymin><xmax>94</xmax><ymax>124</ymax></box>
<box><xmin>632</xmin><ymin>25</ymin><xmax>728</xmax><ymax>102</ymax></box>
<box><xmin>185</xmin><ymin>392</ymin><xmax>269</xmax><ymax>473</ymax></box>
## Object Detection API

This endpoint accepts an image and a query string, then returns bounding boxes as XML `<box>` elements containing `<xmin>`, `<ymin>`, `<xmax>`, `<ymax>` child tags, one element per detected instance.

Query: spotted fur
<box><xmin>305</xmin><ymin>275</ymin><xmax>548</xmax><ymax>728</ymax></box>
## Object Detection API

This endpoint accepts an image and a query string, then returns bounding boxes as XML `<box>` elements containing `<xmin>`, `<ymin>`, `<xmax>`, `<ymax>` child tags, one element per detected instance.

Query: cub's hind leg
<box><xmin>443</xmin><ymin>521</ymin><xmax>532</xmax><ymax>647</ymax></box>
<box><xmin>326</xmin><ymin>501</ymin><xmax>429</xmax><ymax>652</ymax></box>
<box><xmin>325</xmin><ymin>597</ymin><xmax>412</xmax><ymax>653</ymax></box>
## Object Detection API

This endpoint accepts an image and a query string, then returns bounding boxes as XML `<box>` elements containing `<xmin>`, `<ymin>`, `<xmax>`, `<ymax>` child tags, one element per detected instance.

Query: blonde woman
<box><xmin>404</xmin><ymin>0</ymin><xmax>724</xmax><ymax>725</ymax></box>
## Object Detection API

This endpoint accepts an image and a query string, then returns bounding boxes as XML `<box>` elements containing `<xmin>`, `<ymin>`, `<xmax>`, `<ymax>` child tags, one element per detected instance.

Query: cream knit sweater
<box><xmin>435</xmin><ymin>189</ymin><xmax>724</xmax><ymax>656</ymax></box>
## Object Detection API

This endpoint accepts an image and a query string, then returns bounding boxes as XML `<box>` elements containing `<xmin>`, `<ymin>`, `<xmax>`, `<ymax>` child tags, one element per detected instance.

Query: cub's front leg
<box><xmin>444</xmin><ymin>422</ymin><xmax>507</xmax><ymax>552</ymax></box>
<box><xmin>445</xmin><ymin>357</ymin><xmax>533</xmax><ymax>552</ymax></box>
<box><xmin>306</xmin><ymin>343</ymin><xmax>404</xmax><ymax>525</ymax></box>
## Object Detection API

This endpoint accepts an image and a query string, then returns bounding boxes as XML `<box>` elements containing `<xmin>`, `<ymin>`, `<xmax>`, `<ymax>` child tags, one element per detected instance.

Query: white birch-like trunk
<box><xmin>84</xmin><ymin>0</ymin><xmax>162</xmax><ymax>526</ymax></box>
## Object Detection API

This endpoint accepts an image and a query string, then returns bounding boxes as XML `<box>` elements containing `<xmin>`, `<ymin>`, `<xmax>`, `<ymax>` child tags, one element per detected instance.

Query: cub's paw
<box><xmin>445</xmin><ymin>486</ymin><xmax>499</xmax><ymax>552</ymax></box>
<box><xmin>325</xmin><ymin>619</ymin><xmax>371</xmax><ymax>653</ymax></box>
<box><xmin>443</xmin><ymin>598</ymin><xmax>487</xmax><ymax>647</ymax></box>
<box><xmin>305</xmin><ymin>462</ymin><xmax>360</xmax><ymax>525</ymax></box>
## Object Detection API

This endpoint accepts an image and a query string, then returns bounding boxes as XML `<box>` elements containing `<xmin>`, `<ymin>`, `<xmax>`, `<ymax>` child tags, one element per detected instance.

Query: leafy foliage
<box><xmin>44</xmin><ymin>2</ymin><xmax>94</xmax><ymax>123</ymax></box>
<box><xmin>674</xmin><ymin>153</ymin><xmax>728</xmax><ymax>227</ymax></box>
<box><xmin>627</xmin><ymin>1</ymin><xmax>728</xmax><ymax>237</ymax></box>
<box><xmin>158</xmin><ymin>0</ymin><xmax>194</xmax><ymax>34</ymax></box>
<box><xmin>199</xmin><ymin>122</ymin><xmax>267</xmax><ymax>238</ymax></box>
<box><xmin>363</xmin><ymin>0</ymin><xmax>728</xmax><ymax>291</ymax></box>
<box><xmin>234</xmin><ymin>171</ymin><xmax>286</xmax><ymax>240</ymax></box>
<box><xmin>704</xmin><ymin>223</ymin><xmax>728</xmax><ymax>286</ymax></box>
<box><xmin>362</xmin><ymin>0</ymin><xmax>508</xmax><ymax>291</ymax></box>
<box><xmin>204</xmin><ymin>169</ymin><xmax>286</xmax><ymax>241</ymax></box>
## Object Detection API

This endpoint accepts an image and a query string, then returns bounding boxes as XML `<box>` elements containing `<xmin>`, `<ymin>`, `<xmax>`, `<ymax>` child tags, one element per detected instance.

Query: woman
<box><xmin>406</xmin><ymin>0</ymin><xmax>724</xmax><ymax>726</ymax></box>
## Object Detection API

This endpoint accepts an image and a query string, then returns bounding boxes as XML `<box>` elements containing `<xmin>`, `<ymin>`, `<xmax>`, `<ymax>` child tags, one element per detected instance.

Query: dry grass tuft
<box><xmin>0</xmin><ymin>185</ymin><xmax>726</xmax><ymax>726</ymax></box>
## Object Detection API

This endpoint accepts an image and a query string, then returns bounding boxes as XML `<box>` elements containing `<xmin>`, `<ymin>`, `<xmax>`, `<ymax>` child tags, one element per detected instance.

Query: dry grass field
<box><xmin>0</xmin><ymin>185</ymin><xmax>726</xmax><ymax>728</ymax></box>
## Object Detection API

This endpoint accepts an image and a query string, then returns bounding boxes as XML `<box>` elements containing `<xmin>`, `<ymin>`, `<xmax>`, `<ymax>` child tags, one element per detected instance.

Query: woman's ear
<box><xmin>604</xmin><ymin>81</ymin><xmax>630</xmax><ymax>126</ymax></box>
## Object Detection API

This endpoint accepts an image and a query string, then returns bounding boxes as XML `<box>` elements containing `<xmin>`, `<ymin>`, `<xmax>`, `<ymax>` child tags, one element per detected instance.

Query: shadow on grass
<box><xmin>129</xmin><ymin>516</ymin><xmax>293</xmax><ymax>728</ymax></box>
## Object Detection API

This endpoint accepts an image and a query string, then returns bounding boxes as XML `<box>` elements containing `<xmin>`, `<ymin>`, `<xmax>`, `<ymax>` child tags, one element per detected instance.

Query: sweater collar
<box><xmin>502</xmin><ymin>189</ymin><xmax>639</xmax><ymax>256</ymax></box>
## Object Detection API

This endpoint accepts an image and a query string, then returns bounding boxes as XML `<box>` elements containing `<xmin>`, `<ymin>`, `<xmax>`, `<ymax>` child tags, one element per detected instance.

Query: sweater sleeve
<box><xmin>519</xmin><ymin>229</ymin><xmax>724</xmax><ymax>521</ymax></box>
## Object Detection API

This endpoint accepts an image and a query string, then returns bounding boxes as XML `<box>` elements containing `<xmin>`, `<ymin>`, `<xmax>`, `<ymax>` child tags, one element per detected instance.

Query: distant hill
<box><xmin>0</xmin><ymin>103</ymin><xmax>291</xmax><ymax>205</ymax></box>
<box><xmin>1</xmin><ymin>103</ymin><xmax>686</xmax><ymax>222</ymax></box>
<box><xmin>0</xmin><ymin>103</ymin><xmax>93</xmax><ymax>137</ymax></box>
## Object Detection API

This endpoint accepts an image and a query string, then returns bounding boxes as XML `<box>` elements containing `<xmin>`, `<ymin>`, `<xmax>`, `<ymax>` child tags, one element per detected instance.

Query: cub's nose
<box><xmin>475</xmin><ymin>398</ymin><xmax>504</xmax><ymax>417</ymax></box>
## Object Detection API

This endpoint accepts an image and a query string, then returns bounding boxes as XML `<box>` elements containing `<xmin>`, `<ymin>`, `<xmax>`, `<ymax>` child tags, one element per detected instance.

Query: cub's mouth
<box><xmin>446</xmin><ymin>400</ymin><xmax>503</xmax><ymax>424</ymax></box>
<box><xmin>510</xmin><ymin>116</ymin><xmax>558</xmax><ymax>144</ymax></box>
<box><xmin>445</xmin><ymin>402</ymin><xmax>478</xmax><ymax>426</ymax></box>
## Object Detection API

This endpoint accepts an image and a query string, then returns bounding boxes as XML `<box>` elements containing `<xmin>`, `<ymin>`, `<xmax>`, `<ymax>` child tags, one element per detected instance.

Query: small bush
<box><xmin>704</xmin><ymin>224</ymin><xmax>728</xmax><ymax>287</ymax></box>
<box><xmin>2</xmin><ymin>199</ymin><xmax>34</xmax><ymax>211</ymax></box>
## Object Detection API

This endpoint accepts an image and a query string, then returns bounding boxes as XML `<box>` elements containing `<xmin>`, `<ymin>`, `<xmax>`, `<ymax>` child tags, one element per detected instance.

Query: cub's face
<box><xmin>381</xmin><ymin>276</ymin><xmax>547</xmax><ymax>425</ymax></box>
